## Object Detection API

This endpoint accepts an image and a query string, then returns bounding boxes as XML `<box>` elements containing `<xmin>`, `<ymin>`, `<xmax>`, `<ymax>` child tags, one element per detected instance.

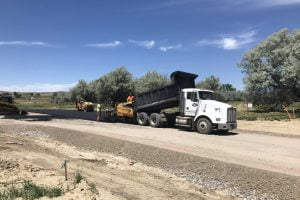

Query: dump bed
<box><xmin>134</xmin><ymin>71</ymin><xmax>198</xmax><ymax>112</ymax></box>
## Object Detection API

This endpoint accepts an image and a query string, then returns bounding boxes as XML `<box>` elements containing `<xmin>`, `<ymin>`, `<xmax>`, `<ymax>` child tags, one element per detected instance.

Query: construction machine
<box><xmin>75</xmin><ymin>98</ymin><xmax>94</xmax><ymax>112</ymax></box>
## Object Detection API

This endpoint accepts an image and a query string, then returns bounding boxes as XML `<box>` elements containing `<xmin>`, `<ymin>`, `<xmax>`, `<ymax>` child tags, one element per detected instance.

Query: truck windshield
<box><xmin>198</xmin><ymin>91</ymin><xmax>215</xmax><ymax>100</ymax></box>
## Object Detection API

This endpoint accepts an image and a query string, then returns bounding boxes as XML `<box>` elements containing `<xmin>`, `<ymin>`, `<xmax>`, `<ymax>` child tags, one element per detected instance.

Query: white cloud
<box><xmin>223</xmin><ymin>0</ymin><xmax>300</xmax><ymax>9</ymax></box>
<box><xmin>128</xmin><ymin>40</ymin><xmax>156</xmax><ymax>49</ymax></box>
<box><xmin>198</xmin><ymin>30</ymin><xmax>256</xmax><ymax>50</ymax></box>
<box><xmin>0</xmin><ymin>83</ymin><xmax>77</xmax><ymax>92</ymax></box>
<box><xmin>241</xmin><ymin>0</ymin><xmax>300</xmax><ymax>7</ymax></box>
<box><xmin>146</xmin><ymin>0</ymin><xmax>300</xmax><ymax>11</ymax></box>
<box><xmin>0</xmin><ymin>41</ymin><xmax>52</xmax><ymax>47</ymax></box>
<box><xmin>86</xmin><ymin>41</ymin><xmax>122</xmax><ymax>48</ymax></box>
<box><xmin>159</xmin><ymin>44</ymin><xmax>182</xmax><ymax>52</ymax></box>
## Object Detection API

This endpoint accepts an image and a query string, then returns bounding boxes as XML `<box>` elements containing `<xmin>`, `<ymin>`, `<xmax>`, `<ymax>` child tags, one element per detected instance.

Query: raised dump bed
<box><xmin>134</xmin><ymin>71</ymin><xmax>198</xmax><ymax>113</ymax></box>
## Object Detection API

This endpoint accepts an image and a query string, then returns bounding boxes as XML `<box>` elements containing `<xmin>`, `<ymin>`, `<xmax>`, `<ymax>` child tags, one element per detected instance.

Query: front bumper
<box><xmin>217</xmin><ymin>122</ymin><xmax>237</xmax><ymax>130</ymax></box>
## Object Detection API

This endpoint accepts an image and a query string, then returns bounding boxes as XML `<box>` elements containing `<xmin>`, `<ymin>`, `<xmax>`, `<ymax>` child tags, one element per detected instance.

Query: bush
<box><xmin>75</xmin><ymin>171</ymin><xmax>84</xmax><ymax>184</ymax></box>
<box><xmin>88</xmin><ymin>182</ymin><xmax>98</xmax><ymax>194</ymax></box>
<box><xmin>0</xmin><ymin>180</ymin><xmax>63</xmax><ymax>200</ymax></box>
<box><xmin>237</xmin><ymin>111</ymin><xmax>292</xmax><ymax>121</ymax></box>
<box><xmin>237</xmin><ymin>114</ymin><xmax>257</xmax><ymax>121</ymax></box>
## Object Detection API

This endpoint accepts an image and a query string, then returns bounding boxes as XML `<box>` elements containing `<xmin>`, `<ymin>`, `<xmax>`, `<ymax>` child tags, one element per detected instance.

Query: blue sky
<box><xmin>0</xmin><ymin>0</ymin><xmax>300</xmax><ymax>92</ymax></box>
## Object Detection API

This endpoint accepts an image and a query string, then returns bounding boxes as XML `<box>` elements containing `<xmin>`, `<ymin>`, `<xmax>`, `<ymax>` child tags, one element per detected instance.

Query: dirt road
<box><xmin>6</xmin><ymin>111</ymin><xmax>300</xmax><ymax>177</ymax></box>
<box><xmin>1</xmin><ymin>113</ymin><xmax>300</xmax><ymax>199</ymax></box>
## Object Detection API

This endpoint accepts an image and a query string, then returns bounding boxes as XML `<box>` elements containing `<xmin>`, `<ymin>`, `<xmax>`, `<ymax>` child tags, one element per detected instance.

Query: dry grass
<box><xmin>0</xmin><ymin>180</ymin><xmax>63</xmax><ymax>200</ymax></box>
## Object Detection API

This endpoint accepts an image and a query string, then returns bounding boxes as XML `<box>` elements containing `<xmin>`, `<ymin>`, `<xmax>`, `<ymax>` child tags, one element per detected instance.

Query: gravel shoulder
<box><xmin>0</xmin><ymin>121</ymin><xmax>300</xmax><ymax>200</ymax></box>
<box><xmin>0</xmin><ymin>128</ymin><xmax>220</xmax><ymax>200</ymax></box>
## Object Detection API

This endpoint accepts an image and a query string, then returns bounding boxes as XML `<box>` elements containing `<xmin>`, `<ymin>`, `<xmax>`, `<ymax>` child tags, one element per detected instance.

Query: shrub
<box><xmin>0</xmin><ymin>180</ymin><xmax>63</xmax><ymax>200</ymax></box>
<box><xmin>75</xmin><ymin>171</ymin><xmax>84</xmax><ymax>184</ymax></box>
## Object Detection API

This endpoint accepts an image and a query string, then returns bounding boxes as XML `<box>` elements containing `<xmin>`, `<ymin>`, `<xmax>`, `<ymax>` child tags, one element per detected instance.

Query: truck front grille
<box><xmin>227</xmin><ymin>107</ymin><xmax>237</xmax><ymax>122</ymax></box>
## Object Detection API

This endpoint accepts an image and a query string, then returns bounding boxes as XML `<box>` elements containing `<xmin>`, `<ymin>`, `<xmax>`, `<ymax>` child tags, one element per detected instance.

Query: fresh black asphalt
<box><xmin>25</xmin><ymin>109</ymin><xmax>98</xmax><ymax>121</ymax></box>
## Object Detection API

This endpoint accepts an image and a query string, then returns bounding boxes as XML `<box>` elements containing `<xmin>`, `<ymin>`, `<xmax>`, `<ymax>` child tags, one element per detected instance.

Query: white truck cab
<box><xmin>176</xmin><ymin>88</ymin><xmax>237</xmax><ymax>134</ymax></box>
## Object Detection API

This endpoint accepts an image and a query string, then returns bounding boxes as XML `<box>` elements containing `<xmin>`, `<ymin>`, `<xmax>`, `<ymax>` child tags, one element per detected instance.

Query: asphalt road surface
<box><xmin>25</xmin><ymin>109</ymin><xmax>98</xmax><ymax>121</ymax></box>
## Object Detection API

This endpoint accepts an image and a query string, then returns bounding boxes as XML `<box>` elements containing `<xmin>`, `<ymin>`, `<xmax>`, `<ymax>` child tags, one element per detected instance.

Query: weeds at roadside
<box><xmin>88</xmin><ymin>182</ymin><xmax>99</xmax><ymax>194</ymax></box>
<box><xmin>75</xmin><ymin>170</ymin><xmax>84</xmax><ymax>184</ymax></box>
<box><xmin>0</xmin><ymin>180</ymin><xmax>63</xmax><ymax>200</ymax></box>
<box><xmin>237</xmin><ymin>110</ymin><xmax>300</xmax><ymax>121</ymax></box>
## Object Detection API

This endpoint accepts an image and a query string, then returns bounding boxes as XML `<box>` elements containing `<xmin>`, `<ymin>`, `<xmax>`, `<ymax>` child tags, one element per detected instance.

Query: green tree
<box><xmin>135</xmin><ymin>71</ymin><xmax>169</xmax><ymax>93</ymax></box>
<box><xmin>52</xmin><ymin>92</ymin><xmax>58</xmax><ymax>97</ymax></box>
<box><xmin>196</xmin><ymin>76</ymin><xmax>221</xmax><ymax>91</ymax></box>
<box><xmin>219</xmin><ymin>84</ymin><xmax>236</xmax><ymax>102</ymax></box>
<box><xmin>70</xmin><ymin>80</ymin><xmax>95</xmax><ymax>102</ymax></box>
<box><xmin>197</xmin><ymin>77</ymin><xmax>245</xmax><ymax>102</ymax></box>
<box><xmin>220</xmin><ymin>84</ymin><xmax>236</xmax><ymax>92</ymax></box>
<box><xmin>219</xmin><ymin>84</ymin><xmax>246</xmax><ymax>102</ymax></box>
<box><xmin>13</xmin><ymin>92</ymin><xmax>22</xmax><ymax>98</ymax></box>
<box><xmin>239</xmin><ymin>29</ymin><xmax>300</xmax><ymax>110</ymax></box>
<box><xmin>95</xmin><ymin>67</ymin><xmax>134</xmax><ymax>104</ymax></box>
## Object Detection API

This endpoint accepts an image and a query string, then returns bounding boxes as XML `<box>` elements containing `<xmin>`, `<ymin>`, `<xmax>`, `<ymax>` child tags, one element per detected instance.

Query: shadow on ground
<box><xmin>176</xmin><ymin>126</ymin><xmax>239</xmax><ymax>136</ymax></box>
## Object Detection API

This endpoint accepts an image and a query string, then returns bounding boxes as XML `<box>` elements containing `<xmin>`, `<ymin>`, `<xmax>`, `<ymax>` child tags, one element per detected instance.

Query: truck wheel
<box><xmin>137</xmin><ymin>112</ymin><xmax>149</xmax><ymax>126</ymax></box>
<box><xmin>196</xmin><ymin>118</ymin><xmax>212</xmax><ymax>134</ymax></box>
<box><xmin>149</xmin><ymin>113</ymin><xmax>162</xmax><ymax>128</ymax></box>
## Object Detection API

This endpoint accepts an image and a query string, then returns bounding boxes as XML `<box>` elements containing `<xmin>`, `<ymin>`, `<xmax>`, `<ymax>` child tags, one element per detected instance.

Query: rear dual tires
<box><xmin>149</xmin><ymin>113</ymin><xmax>162</xmax><ymax>128</ymax></box>
<box><xmin>137</xmin><ymin>112</ymin><xmax>163</xmax><ymax>128</ymax></box>
<box><xmin>137</xmin><ymin>112</ymin><xmax>149</xmax><ymax>126</ymax></box>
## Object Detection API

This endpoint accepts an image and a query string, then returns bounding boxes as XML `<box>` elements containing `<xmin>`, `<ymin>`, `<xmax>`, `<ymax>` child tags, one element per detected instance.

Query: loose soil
<box><xmin>0</xmin><ymin>128</ymin><xmax>223</xmax><ymax>200</ymax></box>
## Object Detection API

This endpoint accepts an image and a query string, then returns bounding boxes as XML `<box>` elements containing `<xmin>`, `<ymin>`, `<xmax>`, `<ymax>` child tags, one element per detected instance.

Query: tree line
<box><xmin>70</xmin><ymin>69</ymin><xmax>170</xmax><ymax>105</ymax></box>
<box><xmin>70</xmin><ymin>68</ymin><xmax>244</xmax><ymax>105</ymax></box>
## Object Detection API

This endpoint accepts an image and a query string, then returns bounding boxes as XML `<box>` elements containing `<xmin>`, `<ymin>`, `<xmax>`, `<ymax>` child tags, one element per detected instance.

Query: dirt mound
<box><xmin>0</xmin><ymin>101</ymin><xmax>27</xmax><ymax>115</ymax></box>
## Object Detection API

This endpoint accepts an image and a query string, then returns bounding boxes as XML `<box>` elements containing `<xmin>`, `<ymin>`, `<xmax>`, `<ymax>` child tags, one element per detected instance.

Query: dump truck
<box><xmin>75</xmin><ymin>98</ymin><xmax>94</xmax><ymax>112</ymax></box>
<box><xmin>106</xmin><ymin>71</ymin><xmax>237</xmax><ymax>134</ymax></box>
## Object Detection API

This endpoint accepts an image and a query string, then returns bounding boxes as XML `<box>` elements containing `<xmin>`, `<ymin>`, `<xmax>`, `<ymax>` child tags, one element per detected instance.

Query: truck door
<box><xmin>185</xmin><ymin>91</ymin><xmax>199</xmax><ymax>116</ymax></box>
